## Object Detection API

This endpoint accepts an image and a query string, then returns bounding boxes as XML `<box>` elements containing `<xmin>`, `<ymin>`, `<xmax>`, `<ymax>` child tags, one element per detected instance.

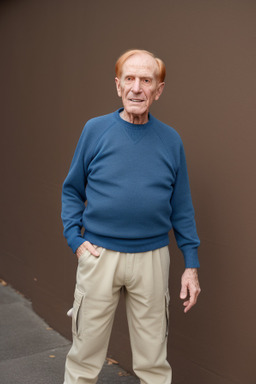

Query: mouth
<box><xmin>129</xmin><ymin>99</ymin><xmax>144</xmax><ymax>103</ymax></box>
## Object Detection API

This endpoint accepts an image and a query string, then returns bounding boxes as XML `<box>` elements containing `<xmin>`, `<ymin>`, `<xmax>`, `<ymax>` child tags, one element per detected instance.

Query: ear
<box><xmin>154</xmin><ymin>82</ymin><xmax>165</xmax><ymax>101</ymax></box>
<box><xmin>115</xmin><ymin>77</ymin><xmax>122</xmax><ymax>97</ymax></box>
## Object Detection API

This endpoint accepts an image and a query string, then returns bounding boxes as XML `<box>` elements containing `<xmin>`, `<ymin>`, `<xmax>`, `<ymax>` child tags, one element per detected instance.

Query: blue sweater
<box><xmin>61</xmin><ymin>109</ymin><xmax>200</xmax><ymax>268</ymax></box>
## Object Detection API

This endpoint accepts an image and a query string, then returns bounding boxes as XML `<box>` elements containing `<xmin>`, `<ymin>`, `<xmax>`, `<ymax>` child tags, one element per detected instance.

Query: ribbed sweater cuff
<box><xmin>183</xmin><ymin>247</ymin><xmax>200</xmax><ymax>268</ymax></box>
<box><xmin>69</xmin><ymin>236</ymin><xmax>86</xmax><ymax>254</ymax></box>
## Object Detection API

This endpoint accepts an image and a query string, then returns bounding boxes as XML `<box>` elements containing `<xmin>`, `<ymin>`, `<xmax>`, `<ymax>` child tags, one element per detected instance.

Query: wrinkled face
<box><xmin>115</xmin><ymin>53</ymin><xmax>164</xmax><ymax>122</ymax></box>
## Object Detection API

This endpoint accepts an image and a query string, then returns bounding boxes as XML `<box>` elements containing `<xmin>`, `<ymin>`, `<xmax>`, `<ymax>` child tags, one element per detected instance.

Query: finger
<box><xmin>183</xmin><ymin>290</ymin><xmax>199</xmax><ymax>313</ymax></box>
<box><xmin>184</xmin><ymin>297</ymin><xmax>197</xmax><ymax>313</ymax></box>
<box><xmin>184</xmin><ymin>303</ymin><xmax>193</xmax><ymax>313</ymax></box>
<box><xmin>183</xmin><ymin>297</ymin><xmax>194</xmax><ymax>313</ymax></box>
<box><xmin>180</xmin><ymin>284</ymin><xmax>188</xmax><ymax>299</ymax></box>
<box><xmin>85</xmin><ymin>241</ymin><xmax>100</xmax><ymax>257</ymax></box>
<box><xmin>76</xmin><ymin>242</ymin><xmax>87</xmax><ymax>259</ymax></box>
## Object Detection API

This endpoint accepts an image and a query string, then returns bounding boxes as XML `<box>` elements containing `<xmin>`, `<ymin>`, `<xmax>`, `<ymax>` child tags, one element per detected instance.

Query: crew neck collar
<box><xmin>115</xmin><ymin>108</ymin><xmax>152</xmax><ymax>129</ymax></box>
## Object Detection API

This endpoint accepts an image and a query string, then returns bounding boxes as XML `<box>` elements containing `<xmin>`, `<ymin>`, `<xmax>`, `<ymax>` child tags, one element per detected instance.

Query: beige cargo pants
<box><xmin>64</xmin><ymin>246</ymin><xmax>172</xmax><ymax>384</ymax></box>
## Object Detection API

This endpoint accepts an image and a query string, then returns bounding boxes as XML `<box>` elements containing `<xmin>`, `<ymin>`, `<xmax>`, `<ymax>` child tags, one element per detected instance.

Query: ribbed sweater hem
<box><xmin>83</xmin><ymin>230</ymin><xmax>170</xmax><ymax>253</ymax></box>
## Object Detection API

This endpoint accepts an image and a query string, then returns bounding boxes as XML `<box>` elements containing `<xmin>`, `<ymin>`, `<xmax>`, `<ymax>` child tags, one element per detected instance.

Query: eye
<box><xmin>143</xmin><ymin>78</ymin><xmax>151</xmax><ymax>84</ymax></box>
<box><xmin>125</xmin><ymin>76</ymin><xmax>133</xmax><ymax>82</ymax></box>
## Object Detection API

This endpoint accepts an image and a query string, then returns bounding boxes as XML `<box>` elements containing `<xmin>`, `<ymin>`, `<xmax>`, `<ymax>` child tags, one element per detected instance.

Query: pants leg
<box><xmin>64</xmin><ymin>246</ymin><xmax>172</xmax><ymax>384</ymax></box>
<box><xmin>125</xmin><ymin>246</ymin><xmax>172</xmax><ymax>384</ymax></box>
<box><xmin>64</xmin><ymin>247</ymin><xmax>122</xmax><ymax>384</ymax></box>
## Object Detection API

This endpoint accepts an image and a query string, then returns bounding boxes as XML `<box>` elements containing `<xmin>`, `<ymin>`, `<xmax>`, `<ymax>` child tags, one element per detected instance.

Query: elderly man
<box><xmin>61</xmin><ymin>49</ymin><xmax>201</xmax><ymax>384</ymax></box>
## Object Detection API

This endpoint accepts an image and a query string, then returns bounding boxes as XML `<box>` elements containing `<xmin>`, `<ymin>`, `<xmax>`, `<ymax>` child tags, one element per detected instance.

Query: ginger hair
<box><xmin>115</xmin><ymin>49</ymin><xmax>166</xmax><ymax>83</ymax></box>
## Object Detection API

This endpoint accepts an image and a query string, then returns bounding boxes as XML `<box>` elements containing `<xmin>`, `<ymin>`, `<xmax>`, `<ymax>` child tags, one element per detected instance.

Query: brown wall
<box><xmin>1</xmin><ymin>1</ymin><xmax>256</xmax><ymax>383</ymax></box>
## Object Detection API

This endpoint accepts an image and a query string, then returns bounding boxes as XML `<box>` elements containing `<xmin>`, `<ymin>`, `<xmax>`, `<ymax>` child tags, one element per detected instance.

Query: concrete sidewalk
<box><xmin>0</xmin><ymin>283</ymin><xmax>139</xmax><ymax>384</ymax></box>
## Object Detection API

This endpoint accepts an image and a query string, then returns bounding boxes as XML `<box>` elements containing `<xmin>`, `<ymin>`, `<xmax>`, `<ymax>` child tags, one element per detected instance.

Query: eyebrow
<box><xmin>125</xmin><ymin>74</ymin><xmax>154</xmax><ymax>80</ymax></box>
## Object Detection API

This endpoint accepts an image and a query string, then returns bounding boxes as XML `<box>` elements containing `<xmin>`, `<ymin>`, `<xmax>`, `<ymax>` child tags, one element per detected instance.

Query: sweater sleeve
<box><xmin>170</xmin><ymin>142</ymin><xmax>200</xmax><ymax>268</ymax></box>
<box><xmin>61</xmin><ymin>126</ymin><xmax>89</xmax><ymax>253</ymax></box>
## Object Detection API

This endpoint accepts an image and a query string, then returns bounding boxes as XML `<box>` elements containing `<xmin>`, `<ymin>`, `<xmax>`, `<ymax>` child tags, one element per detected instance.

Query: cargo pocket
<box><xmin>164</xmin><ymin>289</ymin><xmax>170</xmax><ymax>339</ymax></box>
<box><xmin>72</xmin><ymin>288</ymin><xmax>84</xmax><ymax>338</ymax></box>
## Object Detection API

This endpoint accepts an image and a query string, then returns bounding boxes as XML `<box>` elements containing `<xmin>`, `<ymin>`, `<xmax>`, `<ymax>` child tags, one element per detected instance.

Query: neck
<box><xmin>120</xmin><ymin>110</ymin><xmax>148</xmax><ymax>125</ymax></box>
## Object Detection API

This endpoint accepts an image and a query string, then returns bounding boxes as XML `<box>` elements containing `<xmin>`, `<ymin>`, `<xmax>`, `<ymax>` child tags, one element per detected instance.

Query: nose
<box><xmin>131</xmin><ymin>78</ymin><xmax>141</xmax><ymax>93</ymax></box>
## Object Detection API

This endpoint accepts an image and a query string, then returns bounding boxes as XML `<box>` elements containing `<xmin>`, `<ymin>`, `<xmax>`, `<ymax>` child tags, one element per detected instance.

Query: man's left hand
<box><xmin>180</xmin><ymin>268</ymin><xmax>201</xmax><ymax>313</ymax></box>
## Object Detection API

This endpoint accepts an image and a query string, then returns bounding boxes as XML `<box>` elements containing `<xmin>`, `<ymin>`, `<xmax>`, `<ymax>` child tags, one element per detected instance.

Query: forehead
<box><xmin>122</xmin><ymin>53</ymin><xmax>159</xmax><ymax>79</ymax></box>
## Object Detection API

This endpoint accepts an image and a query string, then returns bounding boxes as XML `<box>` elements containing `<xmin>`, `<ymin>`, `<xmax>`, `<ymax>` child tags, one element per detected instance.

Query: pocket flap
<box><xmin>74</xmin><ymin>288</ymin><xmax>84</xmax><ymax>306</ymax></box>
<box><xmin>72</xmin><ymin>288</ymin><xmax>84</xmax><ymax>337</ymax></box>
